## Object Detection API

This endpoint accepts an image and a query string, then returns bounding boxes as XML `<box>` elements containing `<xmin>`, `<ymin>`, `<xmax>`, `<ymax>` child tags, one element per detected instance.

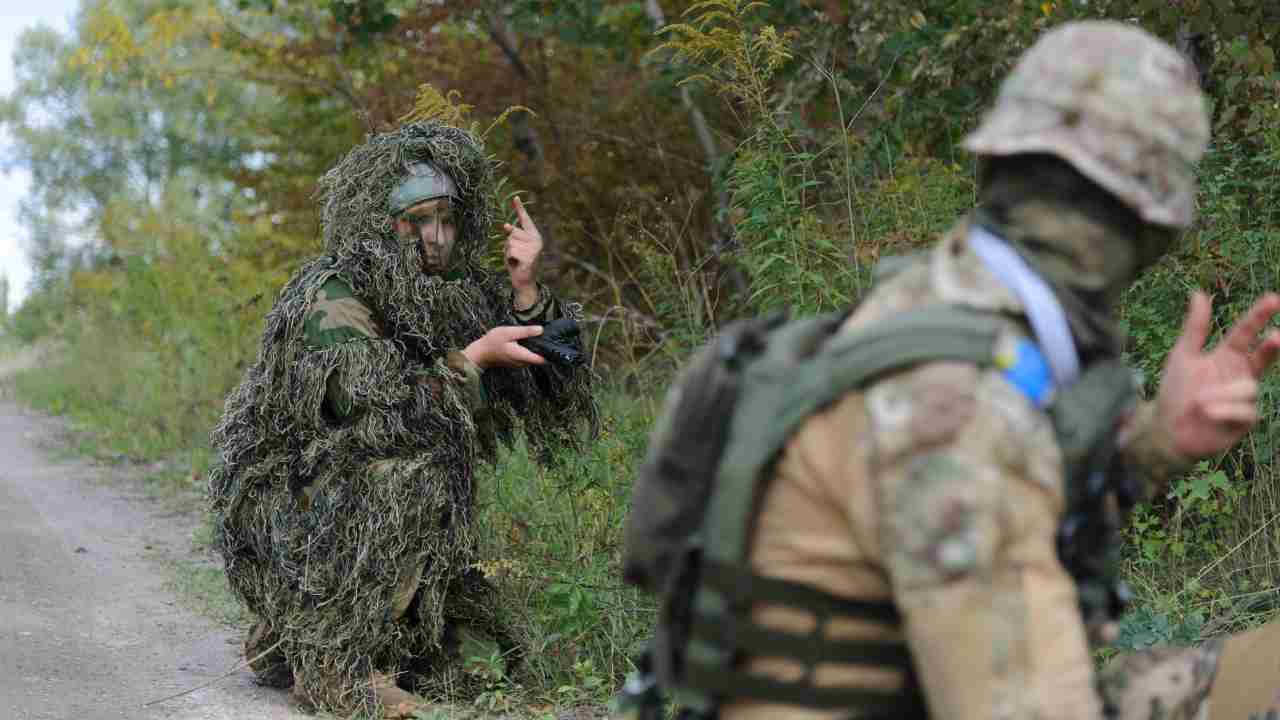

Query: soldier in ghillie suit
<box><xmin>622</xmin><ymin>21</ymin><xmax>1280</xmax><ymax>720</ymax></box>
<box><xmin>208</xmin><ymin>121</ymin><xmax>595</xmax><ymax>717</ymax></box>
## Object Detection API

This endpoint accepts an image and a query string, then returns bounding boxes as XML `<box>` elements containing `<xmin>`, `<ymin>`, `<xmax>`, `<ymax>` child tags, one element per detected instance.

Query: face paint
<box><xmin>395</xmin><ymin>200</ymin><xmax>458</xmax><ymax>275</ymax></box>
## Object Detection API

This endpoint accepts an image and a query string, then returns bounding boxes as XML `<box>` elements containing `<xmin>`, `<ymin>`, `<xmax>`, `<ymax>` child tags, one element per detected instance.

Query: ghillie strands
<box><xmin>208</xmin><ymin>121</ymin><xmax>595</xmax><ymax>715</ymax></box>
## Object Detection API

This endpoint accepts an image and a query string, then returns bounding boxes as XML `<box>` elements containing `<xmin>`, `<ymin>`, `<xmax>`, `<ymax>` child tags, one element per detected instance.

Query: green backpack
<box><xmin>621</xmin><ymin>304</ymin><xmax>1140</xmax><ymax>717</ymax></box>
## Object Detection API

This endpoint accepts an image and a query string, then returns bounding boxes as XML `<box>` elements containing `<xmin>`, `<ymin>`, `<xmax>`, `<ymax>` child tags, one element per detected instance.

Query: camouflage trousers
<box><xmin>1101</xmin><ymin>620</ymin><xmax>1280</xmax><ymax>720</ymax></box>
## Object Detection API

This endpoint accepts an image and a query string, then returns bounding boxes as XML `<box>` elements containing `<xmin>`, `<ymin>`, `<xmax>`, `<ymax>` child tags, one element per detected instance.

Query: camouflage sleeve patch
<box><xmin>304</xmin><ymin>277</ymin><xmax>382</xmax><ymax>349</ymax></box>
<box><xmin>883</xmin><ymin>451</ymin><xmax>988</xmax><ymax>590</ymax></box>
<box><xmin>868</xmin><ymin>363</ymin><xmax>989</xmax><ymax>589</ymax></box>
<box><xmin>864</xmin><ymin>361</ymin><xmax>980</xmax><ymax>464</ymax></box>
<box><xmin>303</xmin><ymin>277</ymin><xmax>383</xmax><ymax>422</ymax></box>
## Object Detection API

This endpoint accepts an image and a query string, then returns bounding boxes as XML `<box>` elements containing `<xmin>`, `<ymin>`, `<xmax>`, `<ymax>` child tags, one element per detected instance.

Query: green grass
<box><xmin>167</xmin><ymin>555</ymin><xmax>253</xmax><ymax>627</ymax></box>
<box><xmin>466</xmin><ymin>384</ymin><xmax>661</xmax><ymax>711</ymax></box>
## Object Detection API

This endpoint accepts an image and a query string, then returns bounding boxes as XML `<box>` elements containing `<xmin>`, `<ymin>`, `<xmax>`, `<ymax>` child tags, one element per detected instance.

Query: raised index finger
<box><xmin>513</xmin><ymin>195</ymin><xmax>538</xmax><ymax>233</ymax></box>
<box><xmin>1223</xmin><ymin>292</ymin><xmax>1280</xmax><ymax>354</ymax></box>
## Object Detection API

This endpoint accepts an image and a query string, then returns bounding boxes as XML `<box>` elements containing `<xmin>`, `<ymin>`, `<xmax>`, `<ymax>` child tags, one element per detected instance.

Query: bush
<box><xmin>471</xmin><ymin>384</ymin><xmax>661</xmax><ymax>707</ymax></box>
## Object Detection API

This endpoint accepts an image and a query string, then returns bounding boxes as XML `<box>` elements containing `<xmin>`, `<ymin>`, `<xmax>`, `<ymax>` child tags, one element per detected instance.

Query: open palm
<box><xmin>1156</xmin><ymin>291</ymin><xmax>1280</xmax><ymax>459</ymax></box>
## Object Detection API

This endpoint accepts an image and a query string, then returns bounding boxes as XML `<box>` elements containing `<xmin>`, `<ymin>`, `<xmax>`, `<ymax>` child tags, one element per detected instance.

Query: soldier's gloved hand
<box><xmin>463</xmin><ymin>325</ymin><xmax>548</xmax><ymax>369</ymax></box>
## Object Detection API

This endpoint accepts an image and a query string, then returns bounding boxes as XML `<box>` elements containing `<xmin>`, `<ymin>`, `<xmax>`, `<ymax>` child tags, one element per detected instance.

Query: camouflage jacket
<box><xmin>721</xmin><ymin>219</ymin><xmax>1192</xmax><ymax>720</ymax></box>
<box><xmin>303</xmin><ymin>268</ymin><xmax>563</xmax><ymax>421</ymax></box>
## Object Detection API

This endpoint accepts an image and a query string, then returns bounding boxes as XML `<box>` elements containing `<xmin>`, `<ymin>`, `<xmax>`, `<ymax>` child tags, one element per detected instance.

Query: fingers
<box><xmin>476</xmin><ymin>325</ymin><xmax>547</xmax><ymax>367</ymax></box>
<box><xmin>512</xmin><ymin>195</ymin><xmax>537</xmax><ymax>232</ymax></box>
<box><xmin>1200</xmin><ymin>400</ymin><xmax>1258</xmax><ymax>426</ymax></box>
<box><xmin>1173</xmin><ymin>291</ymin><xmax>1213</xmax><ymax>357</ymax></box>
<box><xmin>492</xmin><ymin>324</ymin><xmax>542</xmax><ymax>341</ymax></box>
<box><xmin>509</xmin><ymin>345</ymin><xmax>547</xmax><ymax>366</ymax></box>
<box><xmin>503</xmin><ymin>222</ymin><xmax>530</xmax><ymax>236</ymax></box>
<box><xmin>502</xmin><ymin>222</ymin><xmax>538</xmax><ymax>247</ymax></box>
<box><xmin>1199</xmin><ymin>378</ymin><xmax>1258</xmax><ymax>404</ymax></box>
<box><xmin>1196</xmin><ymin>379</ymin><xmax>1259</xmax><ymax>426</ymax></box>
<box><xmin>1251</xmin><ymin>329</ymin><xmax>1280</xmax><ymax>377</ymax></box>
<box><xmin>1224</xmin><ymin>292</ymin><xmax>1280</xmax><ymax>355</ymax></box>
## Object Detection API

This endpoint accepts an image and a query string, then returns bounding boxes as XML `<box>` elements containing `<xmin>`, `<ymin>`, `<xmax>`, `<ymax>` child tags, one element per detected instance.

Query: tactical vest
<box><xmin>624</xmin><ymin>304</ymin><xmax>1140</xmax><ymax>719</ymax></box>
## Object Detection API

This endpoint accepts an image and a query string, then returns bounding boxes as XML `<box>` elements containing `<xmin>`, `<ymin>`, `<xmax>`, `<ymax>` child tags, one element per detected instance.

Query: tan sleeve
<box><xmin>1117</xmin><ymin>398</ymin><xmax>1192</xmax><ymax>500</ymax></box>
<box><xmin>870</xmin><ymin>365</ymin><xmax>1103</xmax><ymax>720</ymax></box>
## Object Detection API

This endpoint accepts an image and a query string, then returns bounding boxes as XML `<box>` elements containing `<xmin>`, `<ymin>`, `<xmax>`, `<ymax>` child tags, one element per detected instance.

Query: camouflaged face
<box><xmin>963</xmin><ymin>21</ymin><xmax>1210</xmax><ymax>228</ymax></box>
<box><xmin>315</xmin><ymin>121</ymin><xmax>497</xmax><ymax>333</ymax></box>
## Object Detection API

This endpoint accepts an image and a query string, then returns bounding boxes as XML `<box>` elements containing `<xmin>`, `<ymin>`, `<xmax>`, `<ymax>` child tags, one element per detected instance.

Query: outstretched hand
<box><xmin>1155</xmin><ymin>291</ymin><xmax>1280</xmax><ymax>459</ymax></box>
<box><xmin>503</xmin><ymin>196</ymin><xmax>543</xmax><ymax>309</ymax></box>
<box><xmin>463</xmin><ymin>325</ymin><xmax>547</xmax><ymax>370</ymax></box>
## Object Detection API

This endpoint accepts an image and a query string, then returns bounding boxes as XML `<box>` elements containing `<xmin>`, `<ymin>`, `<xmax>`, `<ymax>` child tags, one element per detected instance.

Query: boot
<box><xmin>244</xmin><ymin>619</ymin><xmax>293</xmax><ymax>688</ymax></box>
<box><xmin>372</xmin><ymin>670</ymin><xmax>434</xmax><ymax>719</ymax></box>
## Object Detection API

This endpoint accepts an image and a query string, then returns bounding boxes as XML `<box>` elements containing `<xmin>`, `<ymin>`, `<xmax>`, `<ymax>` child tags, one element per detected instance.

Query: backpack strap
<box><xmin>676</xmin><ymin>305</ymin><xmax>1008</xmax><ymax>717</ymax></box>
<box><xmin>710</xmin><ymin>305</ymin><xmax>1008</xmax><ymax>565</ymax></box>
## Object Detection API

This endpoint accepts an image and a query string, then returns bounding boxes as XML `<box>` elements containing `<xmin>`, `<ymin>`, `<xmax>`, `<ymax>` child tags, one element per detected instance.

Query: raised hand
<box><xmin>1155</xmin><ymin>291</ymin><xmax>1280</xmax><ymax>459</ymax></box>
<box><xmin>503</xmin><ymin>195</ymin><xmax>543</xmax><ymax>310</ymax></box>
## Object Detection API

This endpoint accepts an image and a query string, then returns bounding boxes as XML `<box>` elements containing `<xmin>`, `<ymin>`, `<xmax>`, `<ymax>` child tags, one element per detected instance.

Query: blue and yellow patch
<box><xmin>996</xmin><ymin>338</ymin><xmax>1054</xmax><ymax>408</ymax></box>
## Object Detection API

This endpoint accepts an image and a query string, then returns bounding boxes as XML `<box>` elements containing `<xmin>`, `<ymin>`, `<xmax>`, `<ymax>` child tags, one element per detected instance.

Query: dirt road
<box><xmin>0</xmin><ymin>354</ymin><xmax>306</xmax><ymax>720</ymax></box>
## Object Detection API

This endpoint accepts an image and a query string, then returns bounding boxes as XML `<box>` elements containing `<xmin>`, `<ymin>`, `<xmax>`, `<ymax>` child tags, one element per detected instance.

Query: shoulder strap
<box><xmin>706</xmin><ymin>304</ymin><xmax>1008</xmax><ymax>566</ymax></box>
<box><xmin>675</xmin><ymin>305</ymin><xmax>1007</xmax><ymax>715</ymax></box>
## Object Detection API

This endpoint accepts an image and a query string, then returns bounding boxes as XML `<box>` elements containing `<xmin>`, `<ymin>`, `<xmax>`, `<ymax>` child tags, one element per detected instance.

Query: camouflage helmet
<box><xmin>962</xmin><ymin>21</ymin><xmax>1209</xmax><ymax>228</ymax></box>
<box><xmin>388</xmin><ymin>160</ymin><xmax>459</xmax><ymax>216</ymax></box>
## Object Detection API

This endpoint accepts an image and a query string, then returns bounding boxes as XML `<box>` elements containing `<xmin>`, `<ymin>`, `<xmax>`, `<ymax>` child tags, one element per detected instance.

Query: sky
<box><xmin>0</xmin><ymin>0</ymin><xmax>81</xmax><ymax>312</ymax></box>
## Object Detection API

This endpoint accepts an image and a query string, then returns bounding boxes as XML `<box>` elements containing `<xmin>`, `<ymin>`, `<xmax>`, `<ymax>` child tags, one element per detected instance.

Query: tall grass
<box><xmin>468</xmin><ymin>387</ymin><xmax>662</xmax><ymax>709</ymax></box>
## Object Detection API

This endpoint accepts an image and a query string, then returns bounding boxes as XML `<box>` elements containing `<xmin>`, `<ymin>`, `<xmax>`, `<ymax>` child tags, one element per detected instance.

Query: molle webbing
<box><xmin>679</xmin><ymin>306</ymin><xmax>1007</xmax><ymax>717</ymax></box>
<box><xmin>684</xmin><ymin>560</ymin><xmax>917</xmax><ymax>712</ymax></box>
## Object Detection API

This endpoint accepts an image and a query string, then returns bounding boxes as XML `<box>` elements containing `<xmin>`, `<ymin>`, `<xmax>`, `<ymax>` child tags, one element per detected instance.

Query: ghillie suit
<box><xmin>208</xmin><ymin>121</ymin><xmax>595</xmax><ymax>715</ymax></box>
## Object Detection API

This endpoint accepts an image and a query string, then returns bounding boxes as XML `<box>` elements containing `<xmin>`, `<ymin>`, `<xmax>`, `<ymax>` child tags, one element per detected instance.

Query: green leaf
<box><xmin>1229</xmin><ymin>37</ymin><xmax>1252</xmax><ymax>61</ymax></box>
<box><xmin>1190</xmin><ymin>476</ymin><xmax>1212</xmax><ymax>501</ymax></box>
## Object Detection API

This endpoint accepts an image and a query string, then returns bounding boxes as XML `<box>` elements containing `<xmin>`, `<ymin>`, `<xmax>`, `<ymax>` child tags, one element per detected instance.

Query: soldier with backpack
<box><xmin>621</xmin><ymin>21</ymin><xmax>1280</xmax><ymax>720</ymax></box>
